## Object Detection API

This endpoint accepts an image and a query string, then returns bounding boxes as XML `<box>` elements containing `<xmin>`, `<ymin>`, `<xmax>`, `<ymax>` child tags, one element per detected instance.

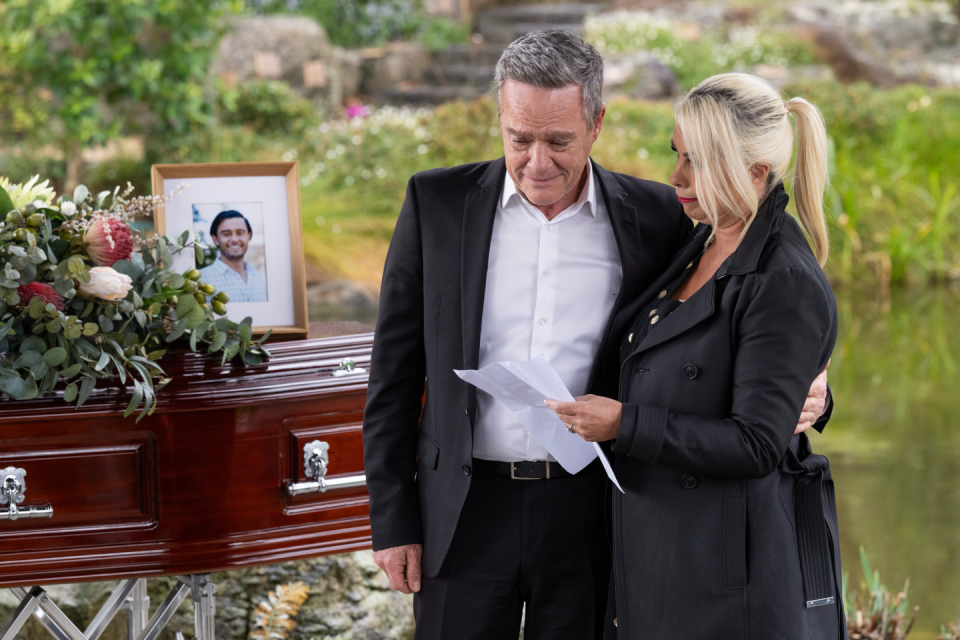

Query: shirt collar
<box><xmin>501</xmin><ymin>160</ymin><xmax>598</xmax><ymax>219</ymax></box>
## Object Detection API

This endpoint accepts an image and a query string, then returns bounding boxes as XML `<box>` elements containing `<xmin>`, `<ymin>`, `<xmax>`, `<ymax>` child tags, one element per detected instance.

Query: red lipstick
<box><xmin>678</xmin><ymin>196</ymin><xmax>698</xmax><ymax>203</ymax></box>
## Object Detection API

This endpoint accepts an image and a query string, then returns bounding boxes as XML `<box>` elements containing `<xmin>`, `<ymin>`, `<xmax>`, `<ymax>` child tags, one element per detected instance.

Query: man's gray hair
<box><xmin>494</xmin><ymin>29</ymin><xmax>604</xmax><ymax>125</ymax></box>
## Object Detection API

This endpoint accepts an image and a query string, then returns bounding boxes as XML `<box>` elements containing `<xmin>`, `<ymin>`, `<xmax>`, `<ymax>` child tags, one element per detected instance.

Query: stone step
<box><xmin>477</xmin><ymin>3</ymin><xmax>604</xmax><ymax>43</ymax></box>
<box><xmin>425</xmin><ymin>63</ymin><xmax>496</xmax><ymax>87</ymax></box>
<box><xmin>435</xmin><ymin>43</ymin><xmax>507</xmax><ymax>66</ymax></box>
<box><xmin>372</xmin><ymin>84</ymin><xmax>490</xmax><ymax>106</ymax></box>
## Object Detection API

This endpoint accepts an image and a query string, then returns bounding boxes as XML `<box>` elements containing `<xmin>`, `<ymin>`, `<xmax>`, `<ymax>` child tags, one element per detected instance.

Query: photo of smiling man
<box><xmin>199</xmin><ymin>209</ymin><xmax>269</xmax><ymax>302</ymax></box>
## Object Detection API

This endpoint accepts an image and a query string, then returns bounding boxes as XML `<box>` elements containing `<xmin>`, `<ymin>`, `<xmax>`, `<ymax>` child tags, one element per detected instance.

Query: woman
<box><xmin>547</xmin><ymin>73</ymin><xmax>843</xmax><ymax>639</ymax></box>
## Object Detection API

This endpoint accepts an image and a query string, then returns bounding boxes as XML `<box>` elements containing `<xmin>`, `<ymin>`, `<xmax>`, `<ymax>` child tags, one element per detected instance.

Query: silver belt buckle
<box><xmin>510</xmin><ymin>461</ymin><xmax>550</xmax><ymax>480</ymax></box>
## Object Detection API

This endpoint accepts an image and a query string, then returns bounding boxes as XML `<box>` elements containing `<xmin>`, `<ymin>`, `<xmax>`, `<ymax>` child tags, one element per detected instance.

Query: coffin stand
<box><xmin>0</xmin><ymin>332</ymin><xmax>375</xmax><ymax>640</ymax></box>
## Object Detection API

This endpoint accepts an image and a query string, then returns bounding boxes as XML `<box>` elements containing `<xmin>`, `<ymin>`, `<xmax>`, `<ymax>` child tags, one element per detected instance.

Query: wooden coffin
<box><xmin>0</xmin><ymin>332</ymin><xmax>375</xmax><ymax>587</ymax></box>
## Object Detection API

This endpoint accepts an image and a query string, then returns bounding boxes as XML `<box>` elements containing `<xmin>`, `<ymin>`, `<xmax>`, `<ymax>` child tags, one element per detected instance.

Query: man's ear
<box><xmin>210</xmin><ymin>235</ymin><xmax>220</xmax><ymax>248</ymax></box>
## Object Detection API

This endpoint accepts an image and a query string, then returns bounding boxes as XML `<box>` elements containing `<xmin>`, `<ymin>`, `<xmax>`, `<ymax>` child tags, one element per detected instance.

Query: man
<box><xmin>200</xmin><ymin>210</ymin><xmax>268</xmax><ymax>302</ymax></box>
<box><xmin>363</xmin><ymin>30</ymin><xmax>830</xmax><ymax>639</ymax></box>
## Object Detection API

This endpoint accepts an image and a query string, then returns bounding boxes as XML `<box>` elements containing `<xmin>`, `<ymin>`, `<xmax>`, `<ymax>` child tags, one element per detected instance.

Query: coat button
<box><xmin>462</xmin><ymin>464</ymin><xmax>472</xmax><ymax>476</ymax></box>
<box><xmin>681</xmin><ymin>474</ymin><xmax>698</xmax><ymax>489</ymax></box>
<box><xmin>613</xmin><ymin>617</ymin><xmax>618</xmax><ymax>627</ymax></box>
<box><xmin>682</xmin><ymin>364</ymin><xmax>698</xmax><ymax>379</ymax></box>
<box><xmin>657</xmin><ymin>290</ymin><xmax>667</xmax><ymax>299</ymax></box>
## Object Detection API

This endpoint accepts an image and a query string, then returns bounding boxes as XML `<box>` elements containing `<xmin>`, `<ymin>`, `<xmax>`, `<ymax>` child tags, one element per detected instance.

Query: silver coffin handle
<box><xmin>287</xmin><ymin>474</ymin><xmax>367</xmax><ymax>497</ymax></box>
<box><xmin>0</xmin><ymin>503</ymin><xmax>53</xmax><ymax>520</ymax></box>
<box><xmin>0</xmin><ymin>467</ymin><xmax>53</xmax><ymax>521</ymax></box>
<box><xmin>285</xmin><ymin>440</ymin><xmax>366</xmax><ymax>497</ymax></box>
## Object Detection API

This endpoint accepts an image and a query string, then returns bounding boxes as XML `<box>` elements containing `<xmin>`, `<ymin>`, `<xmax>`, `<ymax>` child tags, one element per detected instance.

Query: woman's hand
<box><xmin>545</xmin><ymin>395</ymin><xmax>623</xmax><ymax>442</ymax></box>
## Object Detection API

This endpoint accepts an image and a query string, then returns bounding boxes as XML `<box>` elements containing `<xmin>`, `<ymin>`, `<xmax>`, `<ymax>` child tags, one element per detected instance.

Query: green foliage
<box><xmin>248</xmin><ymin>0</ymin><xmax>468</xmax><ymax>49</ymax></box>
<box><xmin>0</xmin><ymin>0</ymin><xmax>242</xmax><ymax>153</ymax></box>
<box><xmin>843</xmin><ymin>547</ymin><xmax>917</xmax><ymax>639</ymax></box>
<box><xmin>585</xmin><ymin>11</ymin><xmax>817</xmax><ymax>90</ymax></box>
<box><xmin>0</xmin><ymin>178</ymin><xmax>270</xmax><ymax>419</ymax></box>
<box><xmin>217</xmin><ymin>80</ymin><xmax>318</xmax><ymax>134</ymax></box>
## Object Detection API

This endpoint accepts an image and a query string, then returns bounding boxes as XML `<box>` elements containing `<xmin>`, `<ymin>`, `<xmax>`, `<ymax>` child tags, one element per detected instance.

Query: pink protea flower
<box><xmin>17</xmin><ymin>282</ymin><xmax>65</xmax><ymax>311</ymax></box>
<box><xmin>84</xmin><ymin>217</ymin><xmax>134</xmax><ymax>267</ymax></box>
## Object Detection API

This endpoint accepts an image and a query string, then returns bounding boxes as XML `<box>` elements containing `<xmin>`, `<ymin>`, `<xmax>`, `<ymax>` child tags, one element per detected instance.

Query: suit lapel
<box><xmin>461</xmin><ymin>158</ymin><xmax>505</xmax><ymax>415</ymax></box>
<box><xmin>585</xmin><ymin>162</ymin><xmax>641</xmax><ymax>392</ymax></box>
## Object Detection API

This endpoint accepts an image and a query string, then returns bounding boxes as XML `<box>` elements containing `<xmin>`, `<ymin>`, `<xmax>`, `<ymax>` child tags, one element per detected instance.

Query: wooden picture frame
<box><xmin>151</xmin><ymin>162</ymin><xmax>308</xmax><ymax>338</ymax></box>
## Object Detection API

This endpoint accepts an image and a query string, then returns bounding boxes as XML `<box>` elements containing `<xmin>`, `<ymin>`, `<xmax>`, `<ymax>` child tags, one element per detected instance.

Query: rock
<box><xmin>364</xmin><ymin>42</ymin><xmax>431</xmax><ymax>94</ymax></box>
<box><xmin>211</xmin><ymin>16</ymin><xmax>342</xmax><ymax>112</ymax></box>
<box><xmin>807</xmin><ymin>21</ymin><xmax>898</xmax><ymax>87</ymax></box>
<box><xmin>336</xmin><ymin>47</ymin><xmax>364</xmax><ymax>102</ymax></box>
<box><xmin>603</xmin><ymin>52</ymin><xmax>680</xmax><ymax>100</ymax></box>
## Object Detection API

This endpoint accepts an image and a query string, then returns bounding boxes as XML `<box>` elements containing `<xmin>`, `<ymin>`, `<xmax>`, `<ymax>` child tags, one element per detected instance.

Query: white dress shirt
<box><xmin>472</xmin><ymin>162</ymin><xmax>623</xmax><ymax>462</ymax></box>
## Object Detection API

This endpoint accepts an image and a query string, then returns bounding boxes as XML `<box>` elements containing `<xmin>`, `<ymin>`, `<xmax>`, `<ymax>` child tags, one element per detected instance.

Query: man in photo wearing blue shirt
<box><xmin>200</xmin><ymin>210</ymin><xmax>268</xmax><ymax>302</ymax></box>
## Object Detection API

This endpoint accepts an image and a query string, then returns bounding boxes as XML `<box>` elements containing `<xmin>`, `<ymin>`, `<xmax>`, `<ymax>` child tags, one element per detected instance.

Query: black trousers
<box><xmin>413</xmin><ymin>460</ymin><xmax>611</xmax><ymax>640</ymax></box>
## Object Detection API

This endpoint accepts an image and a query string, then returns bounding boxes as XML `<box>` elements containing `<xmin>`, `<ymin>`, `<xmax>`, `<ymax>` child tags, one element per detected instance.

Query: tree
<box><xmin>0</xmin><ymin>0</ymin><xmax>241</xmax><ymax>191</ymax></box>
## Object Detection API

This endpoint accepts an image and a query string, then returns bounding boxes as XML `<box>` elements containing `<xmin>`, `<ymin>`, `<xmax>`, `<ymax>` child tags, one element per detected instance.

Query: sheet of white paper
<box><xmin>455</xmin><ymin>355</ymin><xmax>623</xmax><ymax>492</ymax></box>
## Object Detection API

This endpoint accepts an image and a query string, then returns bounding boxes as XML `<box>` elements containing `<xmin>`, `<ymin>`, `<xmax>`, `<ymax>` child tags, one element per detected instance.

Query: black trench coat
<box><xmin>604</xmin><ymin>184</ymin><xmax>846</xmax><ymax>640</ymax></box>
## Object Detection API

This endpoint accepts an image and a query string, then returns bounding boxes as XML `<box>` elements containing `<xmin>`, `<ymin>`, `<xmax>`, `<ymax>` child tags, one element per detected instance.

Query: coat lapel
<box><xmin>461</xmin><ymin>158</ymin><xmax>505</xmax><ymax>415</ymax></box>
<box><xmin>629</xmin><ymin>184</ymin><xmax>790</xmax><ymax>357</ymax></box>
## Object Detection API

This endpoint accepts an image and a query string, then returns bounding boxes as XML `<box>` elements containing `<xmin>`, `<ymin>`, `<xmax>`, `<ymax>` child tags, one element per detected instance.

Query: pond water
<box><xmin>314</xmin><ymin>284</ymin><xmax>960</xmax><ymax>637</ymax></box>
<box><xmin>816</xmin><ymin>286</ymin><xmax>960</xmax><ymax>638</ymax></box>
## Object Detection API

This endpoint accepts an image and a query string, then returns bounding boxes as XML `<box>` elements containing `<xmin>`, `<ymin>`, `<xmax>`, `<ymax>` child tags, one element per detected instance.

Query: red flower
<box><xmin>17</xmin><ymin>283</ymin><xmax>65</xmax><ymax>311</ymax></box>
<box><xmin>84</xmin><ymin>217</ymin><xmax>134</xmax><ymax>267</ymax></box>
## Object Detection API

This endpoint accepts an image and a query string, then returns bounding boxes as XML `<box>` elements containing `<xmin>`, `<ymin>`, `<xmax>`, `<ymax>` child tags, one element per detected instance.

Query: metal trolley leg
<box><xmin>3</xmin><ymin>574</ymin><xmax>216</xmax><ymax>640</ymax></box>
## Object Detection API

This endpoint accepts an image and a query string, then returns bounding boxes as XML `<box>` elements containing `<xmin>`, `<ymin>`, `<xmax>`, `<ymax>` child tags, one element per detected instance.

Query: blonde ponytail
<box><xmin>785</xmin><ymin>98</ymin><xmax>830</xmax><ymax>267</ymax></box>
<box><xmin>674</xmin><ymin>74</ymin><xmax>832</xmax><ymax>267</ymax></box>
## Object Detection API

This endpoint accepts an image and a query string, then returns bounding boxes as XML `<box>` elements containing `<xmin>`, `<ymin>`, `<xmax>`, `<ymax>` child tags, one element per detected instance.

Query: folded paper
<box><xmin>455</xmin><ymin>355</ymin><xmax>623</xmax><ymax>492</ymax></box>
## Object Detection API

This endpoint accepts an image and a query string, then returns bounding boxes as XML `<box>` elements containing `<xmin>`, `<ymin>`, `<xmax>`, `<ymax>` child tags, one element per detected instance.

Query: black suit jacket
<box><xmin>362</xmin><ymin>157</ymin><xmax>691</xmax><ymax>577</ymax></box>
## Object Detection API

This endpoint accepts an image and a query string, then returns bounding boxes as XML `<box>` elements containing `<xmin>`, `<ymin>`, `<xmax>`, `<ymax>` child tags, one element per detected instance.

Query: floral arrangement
<box><xmin>0</xmin><ymin>175</ymin><xmax>271</xmax><ymax>420</ymax></box>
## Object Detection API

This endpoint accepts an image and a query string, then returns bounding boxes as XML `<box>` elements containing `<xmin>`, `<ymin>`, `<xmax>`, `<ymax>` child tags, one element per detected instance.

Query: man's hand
<box><xmin>795</xmin><ymin>363</ymin><xmax>829</xmax><ymax>435</ymax></box>
<box><xmin>374</xmin><ymin>544</ymin><xmax>423</xmax><ymax>594</ymax></box>
<box><xmin>545</xmin><ymin>395</ymin><xmax>623</xmax><ymax>442</ymax></box>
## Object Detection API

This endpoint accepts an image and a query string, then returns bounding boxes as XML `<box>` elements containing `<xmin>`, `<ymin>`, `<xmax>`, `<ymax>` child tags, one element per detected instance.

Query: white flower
<box><xmin>60</xmin><ymin>201</ymin><xmax>77</xmax><ymax>216</ymax></box>
<box><xmin>79</xmin><ymin>266</ymin><xmax>133</xmax><ymax>301</ymax></box>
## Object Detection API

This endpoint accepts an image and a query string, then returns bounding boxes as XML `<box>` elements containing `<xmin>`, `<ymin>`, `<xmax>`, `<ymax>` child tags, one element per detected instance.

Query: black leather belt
<box><xmin>472</xmin><ymin>458</ymin><xmax>600</xmax><ymax>480</ymax></box>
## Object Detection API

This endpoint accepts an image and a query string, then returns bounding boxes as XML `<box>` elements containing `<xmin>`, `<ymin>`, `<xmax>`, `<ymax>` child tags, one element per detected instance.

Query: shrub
<box><xmin>585</xmin><ymin>11</ymin><xmax>818</xmax><ymax>90</ymax></box>
<box><xmin>217</xmin><ymin>81</ymin><xmax>318</xmax><ymax>134</ymax></box>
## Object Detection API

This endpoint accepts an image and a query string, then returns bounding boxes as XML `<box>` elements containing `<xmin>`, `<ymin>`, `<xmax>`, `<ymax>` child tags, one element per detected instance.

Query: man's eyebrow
<box><xmin>505</xmin><ymin>127</ymin><xmax>577</xmax><ymax>141</ymax></box>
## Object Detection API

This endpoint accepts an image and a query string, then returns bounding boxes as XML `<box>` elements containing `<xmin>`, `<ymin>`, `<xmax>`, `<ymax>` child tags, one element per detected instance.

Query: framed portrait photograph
<box><xmin>151</xmin><ymin>162</ymin><xmax>308</xmax><ymax>337</ymax></box>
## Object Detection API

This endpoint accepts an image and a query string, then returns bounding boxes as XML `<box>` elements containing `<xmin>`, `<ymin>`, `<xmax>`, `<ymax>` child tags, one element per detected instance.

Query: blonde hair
<box><xmin>674</xmin><ymin>73</ymin><xmax>830</xmax><ymax>266</ymax></box>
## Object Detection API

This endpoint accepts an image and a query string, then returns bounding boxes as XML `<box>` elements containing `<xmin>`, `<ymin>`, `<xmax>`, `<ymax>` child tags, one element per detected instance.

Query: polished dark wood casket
<box><xmin>0</xmin><ymin>331</ymin><xmax>374</xmax><ymax>588</ymax></box>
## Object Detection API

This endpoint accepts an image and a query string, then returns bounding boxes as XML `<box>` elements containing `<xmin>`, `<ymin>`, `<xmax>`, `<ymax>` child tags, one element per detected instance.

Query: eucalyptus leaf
<box><xmin>94</xmin><ymin>350</ymin><xmax>111</xmax><ymax>372</ymax></box>
<box><xmin>77</xmin><ymin>375</ymin><xmax>96</xmax><ymax>407</ymax></box>
<box><xmin>194</xmin><ymin>244</ymin><xmax>205</xmax><ymax>266</ymax></box>
<box><xmin>0</xmin><ymin>373</ymin><xmax>31</xmax><ymax>400</ymax></box>
<box><xmin>175</xmin><ymin>294</ymin><xmax>198</xmax><ymax>319</ymax></box>
<box><xmin>221</xmin><ymin>342</ymin><xmax>240</xmax><ymax>365</ymax></box>
<box><xmin>61</xmin><ymin>362</ymin><xmax>82</xmax><ymax>378</ymax></box>
<box><xmin>82</xmin><ymin>322</ymin><xmax>99</xmax><ymax>336</ymax></box>
<box><xmin>13</xmin><ymin>350</ymin><xmax>44</xmax><ymax>369</ymax></box>
<box><xmin>43</xmin><ymin>347</ymin><xmax>67</xmax><ymax>366</ymax></box>
<box><xmin>98</xmin><ymin>314</ymin><xmax>114</xmax><ymax>332</ymax></box>
<box><xmin>124</xmin><ymin>380</ymin><xmax>144</xmax><ymax>418</ymax></box>
<box><xmin>112</xmin><ymin>259</ymin><xmax>144</xmax><ymax>282</ymax></box>
<box><xmin>167</xmin><ymin>273</ymin><xmax>185</xmax><ymax>289</ymax></box>
<box><xmin>19</xmin><ymin>335</ymin><xmax>47</xmax><ymax>353</ymax></box>
<box><xmin>208</xmin><ymin>331</ymin><xmax>228</xmax><ymax>353</ymax></box>
<box><xmin>166</xmin><ymin>317</ymin><xmax>189</xmax><ymax>343</ymax></box>
<box><xmin>63</xmin><ymin>382</ymin><xmax>78</xmax><ymax>403</ymax></box>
